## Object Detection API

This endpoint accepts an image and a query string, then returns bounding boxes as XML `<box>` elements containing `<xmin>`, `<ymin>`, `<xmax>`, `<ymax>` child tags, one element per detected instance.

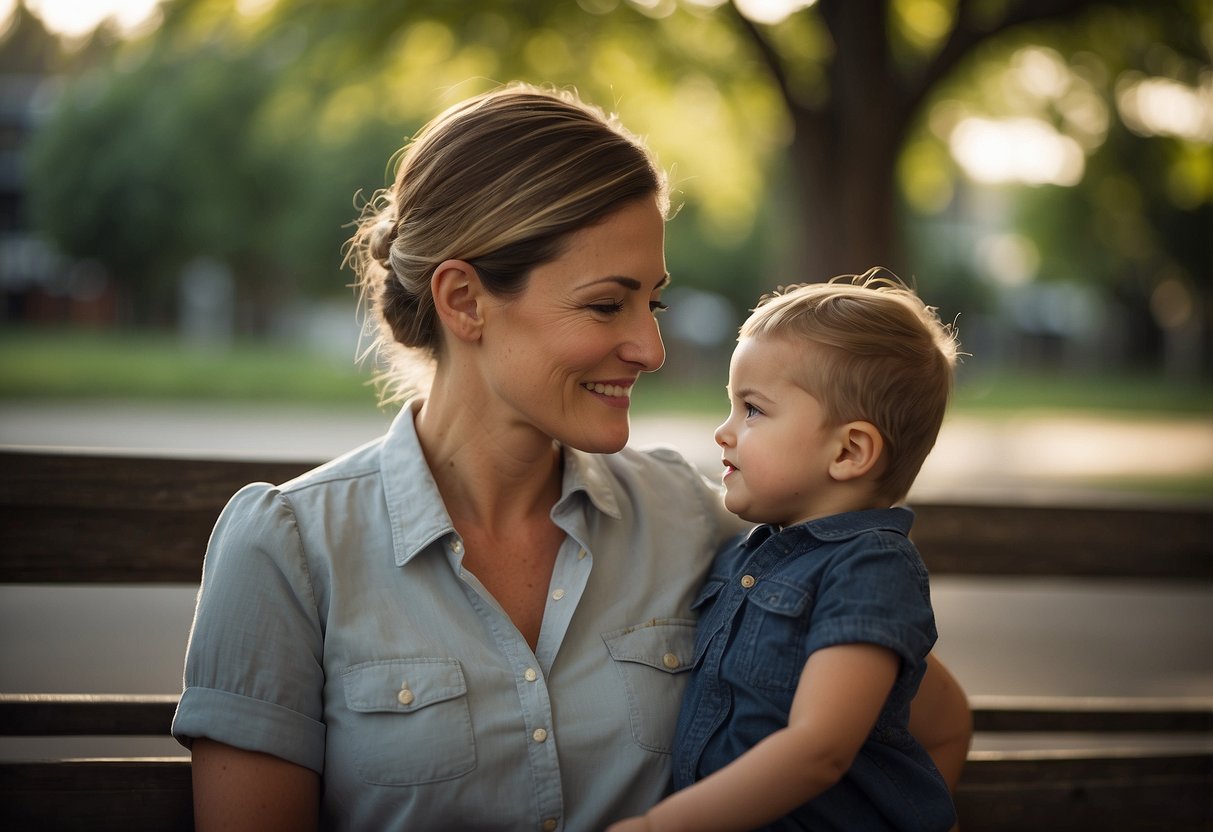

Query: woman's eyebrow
<box><xmin>579</xmin><ymin>273</ymin><xmax>671</xmax><ymax>292</ymax></box>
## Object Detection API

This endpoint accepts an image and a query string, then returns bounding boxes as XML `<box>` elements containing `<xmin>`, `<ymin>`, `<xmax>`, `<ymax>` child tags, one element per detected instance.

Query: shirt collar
<box><xmin>380</xmin><ymin>399</ymin><xmax>623</xmax><ymax>567</ymax></box>
<box><xmin>558</xmin><ymin>445</ymin><xmax>622</xmax><ymax>520</ymax></box>
<box><xmin>380</xmin><ymin>399</ymin><xmax>457</xmax><ymax>567</ymax></box>
<box><xmin>742</xmin><ymin>506</ymin><xmax>914</xmax><ymax>550</ymax></box>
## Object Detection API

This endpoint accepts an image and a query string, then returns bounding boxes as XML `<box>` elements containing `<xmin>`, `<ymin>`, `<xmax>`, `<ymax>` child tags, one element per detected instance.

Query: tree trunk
<box><xmin>783</xmin><ymin>0</ymin><xmax>907</xmax><ymax>281</ymax></box>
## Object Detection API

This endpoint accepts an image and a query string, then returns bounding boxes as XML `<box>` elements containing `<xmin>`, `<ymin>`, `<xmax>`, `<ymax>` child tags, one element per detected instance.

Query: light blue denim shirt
<box><xmin>172</xmin><ymin>400</ymin><xmax>743</xmax><ymax>831</ymax></box>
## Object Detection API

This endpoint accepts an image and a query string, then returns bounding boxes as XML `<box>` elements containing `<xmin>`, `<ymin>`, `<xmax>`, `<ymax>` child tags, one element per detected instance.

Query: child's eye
<box><xmin>744</xmin><ymin>402</ymin><xmax>762</xmax><ymax>418</ymax></box>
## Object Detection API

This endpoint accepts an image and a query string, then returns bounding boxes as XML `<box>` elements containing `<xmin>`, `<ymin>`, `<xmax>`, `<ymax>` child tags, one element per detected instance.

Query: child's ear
<box><xmin>829</xmin><ymin>421</ymin><xmax>884</xmax><ymax>482</ymax></box>
<box><xmin>431</xmin><ymin>259</ymin><xmax>485</xmax><ymax>343</ymax></box>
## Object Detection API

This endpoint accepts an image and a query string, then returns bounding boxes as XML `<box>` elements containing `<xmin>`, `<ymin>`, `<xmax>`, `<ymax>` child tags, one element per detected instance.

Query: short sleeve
<box><xmin>171</xmin><ymin>483</ymin><xmax>327</xmax><ymax>772</ymax></box>
<box><xmin>804</xmin><ymin>538</ymin><xmax>936</xmax><ymax>668</ymax></box>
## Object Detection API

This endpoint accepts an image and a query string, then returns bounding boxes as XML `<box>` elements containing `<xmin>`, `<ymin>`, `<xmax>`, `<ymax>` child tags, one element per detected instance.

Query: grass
<box><xmin>2</xmin><ymin>326</ymin><xmax>1211</xmax><ymax>418</ymax></box>
<box><xmin>0</xmin><ymin>327</ymin><xmax>377</xmax><ymax>405</ymax></box>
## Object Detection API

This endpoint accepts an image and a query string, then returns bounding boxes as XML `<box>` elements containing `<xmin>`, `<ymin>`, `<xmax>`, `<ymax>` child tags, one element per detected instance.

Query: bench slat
<box><xmin>956</xmin><ymin>751</ymin><xmax>1213</xmax><ymax>832</ymax></box>
<box><xmin>5</xmin><ymin>692</ymin><xmax>1210</xmax><ymax>736</ymax></box>
<box><xmin>0</xmin><ymin>758</ymin><xmax>194</xmax><ymax>831</ymax></box>
<box><xmin>0</xmin><ymin>694</ymin><xmax>179</xmax><ymax>737</ymax></box>
<box><xmin>2</xmin><ymin>449</ymin><xmax>1210</xmax><ymax>583</ymax></box>
<box><xmin>1</xmin><ymin>753</ymin><xmax>1207</xmax><ymax>832</ymax></box>
<box><xmin>911</xmin><ymin>501</ymin><xmax>1213</xmax><ymax>580</ymax></box>
<box><xmin>969</xmin><ymin>694</ymin><xmax>1213</xmax><ymax>733</ymax></box>
<box><xmin>0</xmin><ymin>450</ymin><xmax>312</xmax><ymax>583</ymax></box>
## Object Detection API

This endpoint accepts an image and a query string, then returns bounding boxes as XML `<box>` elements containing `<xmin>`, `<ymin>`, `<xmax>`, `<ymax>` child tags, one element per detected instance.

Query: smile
<box><xmin>582</xmin><ymin>382</ymin><xmax>631</xmax><ymax>399</ymax></box>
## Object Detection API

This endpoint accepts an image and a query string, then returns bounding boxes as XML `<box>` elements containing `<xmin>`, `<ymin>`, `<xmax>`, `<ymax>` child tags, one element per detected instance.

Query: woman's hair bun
<box><xmin>368</xmin><ymin>215</ymin><xmax>396</xmax><ymax>270</ymax></box>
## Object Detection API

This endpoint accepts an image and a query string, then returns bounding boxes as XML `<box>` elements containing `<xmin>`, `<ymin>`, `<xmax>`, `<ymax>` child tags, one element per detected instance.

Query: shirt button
<box><xmin>524</xmin><ymin>667</ymin><xmax>538</xmax><ymax>682</ymax></box>
<box><xmin>542</xmin><ymin>820</ymin><xmax>558</xmax><ymax>832</ymax></box>
<box><xmin>397</xmin><ymin>688</ymin><xmax>414</xmax><ymax>706</ymax></box>
<box><xmin>449</xmin><ymin>539</ymin><xmax>464</xmax><ymax>555</ymax></box>
<box><xmin>662</xmin><ymin>652</ymin><xmax>680</xmax><ymax>669</ymax></box>
<box><xmin>578</xmin><ymin>548</ymin><xmax>588</xmax><ymax>560</ymax></box>
<box><xmin>532</xmin><ymin>728</ymin><xmax>548</xmax><ymax>743</ymax></box>
<box><xmin>551</xmin><ymin>588</ymin><xmax>566</xmax><ymax>601</ymax></box>
<box><xmin>740</xmin><ymin>574</ymin><xmax>756</xmax><ymax>588</ymax></box>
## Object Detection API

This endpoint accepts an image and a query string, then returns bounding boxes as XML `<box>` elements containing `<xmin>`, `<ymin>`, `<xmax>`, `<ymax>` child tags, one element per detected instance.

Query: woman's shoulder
<box><xmin>600</xmin><ymin>444</ymin><xmax>713</xmax><ymax>490</ymax></box>
<box><xmin>274</xmin><ymin>437</ymin><xmax>387</xmax><ymax>495</ymax></box>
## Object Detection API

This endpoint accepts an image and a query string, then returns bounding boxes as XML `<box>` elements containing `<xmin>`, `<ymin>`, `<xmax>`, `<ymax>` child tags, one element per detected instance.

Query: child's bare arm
<box><xmin>909</xmin><ymin>654</ymin><xmax>972</xmax><ymax>793</ymax></box>
<box><xmin>608</xmin><ymin>644</ymin><xmax>897</xmax><ymax>832</ymax></box>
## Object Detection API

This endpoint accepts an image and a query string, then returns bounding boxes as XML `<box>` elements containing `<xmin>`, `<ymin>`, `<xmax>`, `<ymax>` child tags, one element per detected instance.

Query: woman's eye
<box><xmin>588</xmin><ymin>301</ymin><xmax>625</xmax><ymax>315</ymax></box>
<box><xmin>650</xmin><ymin>300</ymin><xmax>669</xmax><ymax>314</ymax></box>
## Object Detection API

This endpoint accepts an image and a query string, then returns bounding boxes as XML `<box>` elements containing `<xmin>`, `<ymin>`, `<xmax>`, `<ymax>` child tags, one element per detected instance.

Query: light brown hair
<box><xmin>347</xmin><ymin>82</ymin><xmax>669</xmax><ymax>402</ymax></box>
<box><xmin>740</xmin><ymin>268</ymin><xmax>961</xmax><ymax>503</ymax></box>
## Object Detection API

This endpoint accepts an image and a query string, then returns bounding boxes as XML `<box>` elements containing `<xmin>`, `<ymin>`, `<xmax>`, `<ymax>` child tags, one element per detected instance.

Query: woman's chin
<box><xmin>569</xmin><ymin>425</ymin><xmax>630</xmax><ymax>455</ymax></box>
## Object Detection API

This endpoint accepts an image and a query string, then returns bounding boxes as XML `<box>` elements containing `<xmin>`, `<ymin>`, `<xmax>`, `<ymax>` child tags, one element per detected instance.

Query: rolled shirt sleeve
<box><xmin>172</xmin><ymin>483</ymin><xmax>327</xmax><ymax>772</ymax></box>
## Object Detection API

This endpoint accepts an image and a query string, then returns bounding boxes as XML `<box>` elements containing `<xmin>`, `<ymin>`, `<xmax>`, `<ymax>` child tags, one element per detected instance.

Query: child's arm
<box><xmin>608</xmin><ymin>644</ymin><xmax>898</xmax><ymax>832</ymax></box>
<box><xmin>909</xmin><ymin>654</ymin><xmax>972</xmax><ymax>793</ymax></box>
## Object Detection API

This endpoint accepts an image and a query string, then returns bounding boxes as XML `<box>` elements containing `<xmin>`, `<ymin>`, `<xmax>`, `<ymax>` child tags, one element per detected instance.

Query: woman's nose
<box><xmin>623</xmin><ymin>314</ymin><xmax>666</xmax><ymax>372</ymax></box>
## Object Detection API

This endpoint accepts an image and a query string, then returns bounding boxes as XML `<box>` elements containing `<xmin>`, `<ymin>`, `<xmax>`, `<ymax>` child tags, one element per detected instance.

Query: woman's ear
<box><xmin>828</xmin><ymin>421</ymin><xmax>885</xmax><ymax>482</ymax></box>
<box><xmin>431</xmin><ymin>259</ymin><xmax>485</xmax><ymax>343</ymax></box>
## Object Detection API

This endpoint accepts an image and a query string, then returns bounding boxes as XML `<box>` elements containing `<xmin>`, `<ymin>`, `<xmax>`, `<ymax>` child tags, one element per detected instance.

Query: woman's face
<box><xmin>480</xmin><ymin>197</ymin><xmax>669</xmax><ymax>454</ymax></box>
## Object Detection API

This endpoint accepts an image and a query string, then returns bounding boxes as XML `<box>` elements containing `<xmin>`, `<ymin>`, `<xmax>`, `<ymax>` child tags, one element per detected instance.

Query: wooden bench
<box><xmin>2</xmin><ymin>448</ymin><xmax>1211</xmax><ymax>831</ymax></box>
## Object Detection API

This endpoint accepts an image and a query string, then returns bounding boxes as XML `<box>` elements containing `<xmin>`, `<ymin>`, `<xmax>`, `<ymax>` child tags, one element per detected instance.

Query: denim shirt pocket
<box><xmin>603</xmin><ymin>619</ymin><xmax>697</xmax><ymax>754</ymax></box>
<box><xmin>741</xmin><ymin>577</ymin><xmax>811</xmax><ymax>691</ymax></box>
<box><xmin>342</xmin><ymin>658</ymin><xmax>476</xmax><ymax>786</ymax></box>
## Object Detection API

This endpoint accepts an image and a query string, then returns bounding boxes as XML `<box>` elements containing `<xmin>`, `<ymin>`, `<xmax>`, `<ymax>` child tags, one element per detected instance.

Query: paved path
<box><xmin>2</xmin><ymin>400</ymin><xmax>1211</xmax><ymax>499</ymax></box>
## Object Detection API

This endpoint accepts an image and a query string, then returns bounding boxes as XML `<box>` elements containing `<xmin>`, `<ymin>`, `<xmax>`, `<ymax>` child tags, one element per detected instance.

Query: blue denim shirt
<box><xmin>172</xmin><ymin>400</ymin><xmax>745</xmax><ymax>831</ymax></box>
<box><xmin>673</xmin><ymin>508</ymin><xmax>956</xmax><ymax>831</ymax></box>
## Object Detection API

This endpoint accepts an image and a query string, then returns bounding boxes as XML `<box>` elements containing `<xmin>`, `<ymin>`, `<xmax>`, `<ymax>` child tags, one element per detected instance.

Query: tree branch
<box><xmin>902</xmin><ymin>0</ymin><xmax>1115</xmax><ymax>122</ymax></box>
<box><xmin>722</xmin><ymin>0</ymin><xmax>794</xmax><ymax>106</ymax></box>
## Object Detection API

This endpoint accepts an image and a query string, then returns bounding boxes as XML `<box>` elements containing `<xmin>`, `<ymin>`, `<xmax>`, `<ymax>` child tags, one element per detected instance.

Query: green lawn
<box><xmin>0</xmin><ymin>328</ymin><xmax>377</xmax><ymax>405</ymax></box>
<box><xmin>2</xmin><ymin>327</ymin><xmax>1211</xmax><ymax>417</ymax></box>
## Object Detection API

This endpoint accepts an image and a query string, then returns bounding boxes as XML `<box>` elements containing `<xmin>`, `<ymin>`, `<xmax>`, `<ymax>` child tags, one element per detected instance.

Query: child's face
<box><xmin>714</xmin><ymin>335</ymin><xmax>843</xmax><ymax>528</ymax></box>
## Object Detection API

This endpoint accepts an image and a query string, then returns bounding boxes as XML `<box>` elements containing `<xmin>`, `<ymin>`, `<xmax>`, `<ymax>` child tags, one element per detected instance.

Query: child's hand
<box><xmin>605</xmin><ymin>816</ymin><xmax>651</xmax><ymax>832</ymax></box>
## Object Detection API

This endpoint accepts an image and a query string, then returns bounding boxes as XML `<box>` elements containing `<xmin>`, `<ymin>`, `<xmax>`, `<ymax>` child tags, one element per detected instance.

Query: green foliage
<box><xmin>16</xmin><ymin>0</ymin><xmax>1213</xmax><ymax>375</ymax></box>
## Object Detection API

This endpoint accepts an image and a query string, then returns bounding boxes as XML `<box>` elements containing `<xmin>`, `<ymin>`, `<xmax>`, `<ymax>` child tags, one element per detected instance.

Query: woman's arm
<box><xmin>192</xmin><ymin>738</ymin><xmax>320</xmax><ymax>832</ymax></box>
<box><xmin>609</xmin><ymin>644</ymin><xmax>898</xmax><ymax>832</ymax></box>
<box><xmin>909</xmin><ymin>654</ymin><xmax>973</xmax><ymax>792</ymax></box>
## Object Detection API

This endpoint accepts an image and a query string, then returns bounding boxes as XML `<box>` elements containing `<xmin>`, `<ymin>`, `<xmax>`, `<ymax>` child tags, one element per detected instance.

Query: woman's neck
<box><xmin>414</xmin><ymin>385</ymin><xmax>563</xmax><ymax>534</ymax></box>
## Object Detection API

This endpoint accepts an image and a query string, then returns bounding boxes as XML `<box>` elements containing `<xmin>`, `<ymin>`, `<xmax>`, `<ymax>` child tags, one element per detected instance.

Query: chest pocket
<box><xmin>740</xmin><ymin>577</ymin><xmax>811</xmax><ymax>691</ymax></box>
<box><xmin>342</xmin><ymin>658</ymin><xmax>475</xmax><ymax>786</ymax></box>
<box><xmin>603</xmin><ymin>619</ymin><xmax>696</xmax><ymax>754</ymax></box>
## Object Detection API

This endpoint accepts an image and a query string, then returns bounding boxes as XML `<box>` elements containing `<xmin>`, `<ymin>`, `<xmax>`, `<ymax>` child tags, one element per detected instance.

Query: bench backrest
<box><xmin>2</xmin><ymin>448</ymin><xmax>1211</xmax><ymax>831</ymax></box>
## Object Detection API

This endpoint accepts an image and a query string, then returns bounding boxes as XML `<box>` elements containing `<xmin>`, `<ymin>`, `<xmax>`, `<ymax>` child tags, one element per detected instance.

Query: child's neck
<box><xmin>783</xmin><ymin>488</ymin><xmax>891</xmax><ymax>529</ymax></box>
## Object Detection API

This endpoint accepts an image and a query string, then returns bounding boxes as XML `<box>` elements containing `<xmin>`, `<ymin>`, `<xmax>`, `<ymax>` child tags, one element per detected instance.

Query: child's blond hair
<box><xmin>740</xmin><ymin>268</ymin><xmax>960</xmax><ymax>503</ymax></box>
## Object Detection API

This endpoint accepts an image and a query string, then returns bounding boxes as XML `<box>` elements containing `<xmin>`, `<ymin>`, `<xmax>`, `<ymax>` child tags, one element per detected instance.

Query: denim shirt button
<box><xmin>662</xmin><ymin>652</ymin><xmax>680</xmax><ymax>669</ymax></box>
<box><xmin>740</xmin><ymin>574</ymin><xmax>756</xmax><ymax>588</ymax></box>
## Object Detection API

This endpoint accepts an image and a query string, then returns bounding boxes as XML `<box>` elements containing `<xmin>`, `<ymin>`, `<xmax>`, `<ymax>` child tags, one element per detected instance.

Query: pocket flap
<box><xmin>343</xmin><ymin>658</ymin><xmax>467</xmax><ymax>713</ymax></box>
<box><xmin>690</xmin><ymin>577</ymin><xmax>725</xmax><ymax>611</ymax></box>
<box><xmin>603</xmin><ymin>619</ymin><xmax>696</xmax><ymax>674</ymax></box>
<box><xmin>746</xmin><ymin>577</ymin><xmax>810</xmax><ymax>617</ymax></box>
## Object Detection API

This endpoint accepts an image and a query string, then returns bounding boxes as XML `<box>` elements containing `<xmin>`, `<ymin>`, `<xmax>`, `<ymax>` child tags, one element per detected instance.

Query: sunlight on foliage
<box><xmin>891</xmin><ymin>0</ymin><xmax>955</xmax><ymax>51</ymax></box>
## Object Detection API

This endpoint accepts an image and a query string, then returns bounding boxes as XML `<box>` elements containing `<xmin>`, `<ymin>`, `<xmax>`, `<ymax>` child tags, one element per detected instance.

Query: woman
<box><xmin>172</xmin><ymin>83</ymin><xmax>970</xmax><ymax>831</ymax></box>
